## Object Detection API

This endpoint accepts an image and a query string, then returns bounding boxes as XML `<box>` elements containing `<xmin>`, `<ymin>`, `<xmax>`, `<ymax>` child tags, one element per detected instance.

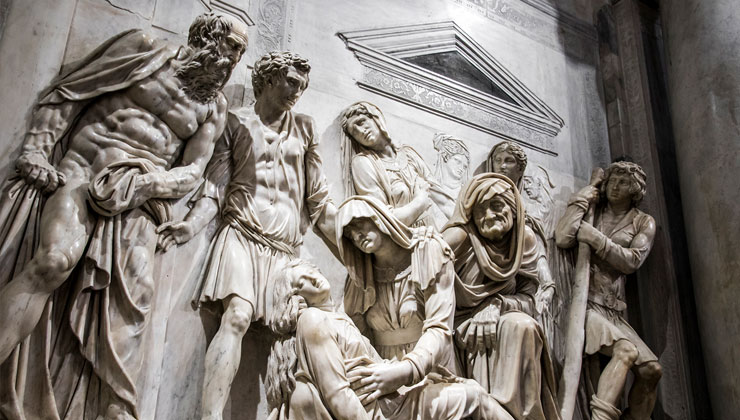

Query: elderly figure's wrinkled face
<box><xmin>344</xmin><ymin>217</ymin><xmax>385</xmax><ymax>254</ymax></box>
<box><xmin>492</xmin><ymin>151</ymin><xmax>524</xmax><ymax>185</ymax></box>
<box><xmin>346</xmin><ymin>114</ymin><xmax>386</xmax><ymax>151</ymax></box>
<box><xmin>263</xmin><ymin>66</ymin><xmax>308</xmax><ymax>112</ymax></box>
<box><xmin>290</xmin><ymin>263</ymin><xmax>331</xmax><ymax>307</ymax></box>
<box><xmin>473</xmin><ymin>196</ymin><xmax>514</xmax><ymax>242</ymax></box>
<box><xmin>605</xmin><ymin>172</ymin><xmax>633</xmax><ymax>206</ymax></box>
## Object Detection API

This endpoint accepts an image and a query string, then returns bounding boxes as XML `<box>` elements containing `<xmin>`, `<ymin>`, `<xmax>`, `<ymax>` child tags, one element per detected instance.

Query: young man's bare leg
<box><xmin>594</xmin><ymin>340</ymin><xmax>639</xmax><ymax>406</ymax></box>
<box><xmin>623</xmin><ymin>361</ymin><xmax>662</xmax><ymax>420</ymax></box>
<box><xmin>201</xmin><ymin>295</ymin><xmax>254</xmax><ymax>420</ymax></box>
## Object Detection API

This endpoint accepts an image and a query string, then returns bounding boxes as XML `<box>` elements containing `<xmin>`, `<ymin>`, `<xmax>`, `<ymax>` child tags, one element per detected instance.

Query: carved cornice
<box><xmin>200</xmin><ymin>0</ymin><xmax>255</xmax><ymax>26</ymax></box>
<box><xmin>338</xmin><ymin>21</ymin><xmax>563</xmax><ymax>155</ymax></box>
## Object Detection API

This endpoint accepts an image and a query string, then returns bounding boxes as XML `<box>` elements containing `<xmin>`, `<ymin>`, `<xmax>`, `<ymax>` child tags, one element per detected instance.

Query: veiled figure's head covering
<box><xmin>432</xmin><ymin>132</ymin><xmax>470</xmax><ymax>183</ymax></box>
<box><xmin>444</xmin><ymin>173</ymin><xmax>526</xmax><ymax>283</ymax></box>
<box><xmin>339</xmin><ymin>101</ymin><xmax>397</xmax><ymax>197</ymax></box>
<box><xmin>337</xmin><ymin>195</ymin><xmax>453</xmax><ymax>316</ymax></box>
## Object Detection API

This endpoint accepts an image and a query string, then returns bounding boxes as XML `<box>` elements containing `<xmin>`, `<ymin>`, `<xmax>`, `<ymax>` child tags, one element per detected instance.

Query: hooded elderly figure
<box><xmin>337</xmin><ymin>195</ymin><xmax>456</xmax><ymax>388</ymax></box>
<box><xmin>442</xmin><ymin>173</ymin><xmax>560</xmax><ymax>420</ymax></box>
<box><xmin>340</xmin><ymin>101</ymin><xmax>437</xmax><ymax>228</ymax></box>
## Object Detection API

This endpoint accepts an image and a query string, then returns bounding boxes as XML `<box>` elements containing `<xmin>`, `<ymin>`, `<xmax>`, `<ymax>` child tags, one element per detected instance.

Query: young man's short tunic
<box><xmin>193</xmin><ymin>107</ymin><xmax>331</xmax><ymax>321</ymax></box>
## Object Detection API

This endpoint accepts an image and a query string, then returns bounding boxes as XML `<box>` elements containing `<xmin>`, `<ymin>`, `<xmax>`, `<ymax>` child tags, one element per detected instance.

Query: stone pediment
<box><xmin>338</xmin><ymin>21</ymin><xmax>564</xmax><ymax>154</ymax></box>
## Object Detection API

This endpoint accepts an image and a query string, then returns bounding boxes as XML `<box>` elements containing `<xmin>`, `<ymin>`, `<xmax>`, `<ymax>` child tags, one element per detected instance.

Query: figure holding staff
<box><xmin>555</xmin><ymin>161</ymin><xmax>662</xmax><ymax>420</ymax></box>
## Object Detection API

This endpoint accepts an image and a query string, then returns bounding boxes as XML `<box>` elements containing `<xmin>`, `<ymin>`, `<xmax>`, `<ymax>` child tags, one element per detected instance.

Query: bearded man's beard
<box><xmin>176</xmin><ymin>47</ymin><xmax>235</xmax><ymax>103</ymax></box>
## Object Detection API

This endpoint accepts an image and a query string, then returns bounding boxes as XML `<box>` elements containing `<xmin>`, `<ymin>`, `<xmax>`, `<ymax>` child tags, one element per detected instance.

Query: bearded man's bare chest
<box><xmin>67</xmin><ymin>69</ymin><xmax>211</xmax><ymax>171</ymax></box>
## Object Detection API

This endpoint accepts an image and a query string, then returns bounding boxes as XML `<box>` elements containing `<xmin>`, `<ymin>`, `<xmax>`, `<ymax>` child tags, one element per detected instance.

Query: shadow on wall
<box><xmin>0</xmin><ymin>0</ymin><xmax>9</xmax><ymax>43</ymax></box>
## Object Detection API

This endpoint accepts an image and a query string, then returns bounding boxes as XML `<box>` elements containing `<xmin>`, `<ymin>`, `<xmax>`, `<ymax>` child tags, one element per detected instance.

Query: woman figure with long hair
<box><xmin>265</xmin><ymin>259</ymin><xmax>513</xmax><ymax>420</ymax></box>
<box><xmin>340</xmin><ymin>102</ymin><xmax>437</xmax><ymax>228</ymax></box>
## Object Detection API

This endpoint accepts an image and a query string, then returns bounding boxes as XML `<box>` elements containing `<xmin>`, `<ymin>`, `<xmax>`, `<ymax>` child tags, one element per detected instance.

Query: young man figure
<box><xmin>157</xmin><ymin>51</ymin><xmax>337</xmax><ymax>420</ymax></box>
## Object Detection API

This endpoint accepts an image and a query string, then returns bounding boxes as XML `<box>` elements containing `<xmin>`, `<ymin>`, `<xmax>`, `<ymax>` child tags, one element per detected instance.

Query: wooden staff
<box><xmin>558</xmin><ymin>167</ymin><xmax>604</xmax><ymax>420</ymax></box>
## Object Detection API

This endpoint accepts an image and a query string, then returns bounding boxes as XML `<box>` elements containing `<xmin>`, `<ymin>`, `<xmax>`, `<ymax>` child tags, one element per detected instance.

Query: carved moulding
<box><xmin>199</xmin><ymin>0</ymin><xmax>255</xmax><ymax>26</ymax></box>
<box><xmin>338</xmin><ymin>21</ymin><xmax>564</xmax><ymax>155</ymax></box>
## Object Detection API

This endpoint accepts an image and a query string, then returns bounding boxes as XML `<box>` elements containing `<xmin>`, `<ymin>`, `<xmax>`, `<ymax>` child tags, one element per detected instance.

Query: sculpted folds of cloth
<box><xmin>340</xmin><ymin>101</ymin><xmax>438</xmax><ymax>229</ymax></box>
<box><xmin>337</xmin><ymin>195</ymin><xmax>456</xmax><ymax>379</ymax></box>
<box><xmin>555</xmin><ymin>161</ymin><xmax>662</xmax><ymax>420</ymax></box>
<box><xmin>429</xmin><ymin>132</ymin><xmax>470</xmax><ymax>227</ymax></box>
<box><xmin>0</xmin><ymin>14</ymin><xmax>246</xmax><ymax>420</ymax></box>
<box><xmin>156</xmin><ymin>51</ymin><xmax>338</xmax><ymax>420</ymax></box>
<box><xmin>442</xmin><ymin>173</ymin><xmax>561</xmax><ymax>420</ymax></box>
<box><xmin>265</xmin><ymin>259</ymin><xmax>515</xmax><ymax>420</ymax></box>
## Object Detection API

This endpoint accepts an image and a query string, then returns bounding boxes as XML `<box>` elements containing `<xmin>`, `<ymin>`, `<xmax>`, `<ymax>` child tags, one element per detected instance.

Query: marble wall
<box><xmin>0</xmin><ymin>1</ymin><xmax>612</xmax><ymax>419</ymax></box>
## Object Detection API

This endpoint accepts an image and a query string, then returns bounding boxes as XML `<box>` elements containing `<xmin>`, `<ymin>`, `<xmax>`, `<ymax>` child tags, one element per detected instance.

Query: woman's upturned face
<box><xmin>346</xmin><ymin>114</ymin><xmax>387</xmax><ymax>151</ymax></box>
<box><xmin>473</xmin><ymin>195</ymin><xmax>514</xmax><ymax>242</ymax></box>
<box><xmin>290</xmin><ymin>264</ymin><xmax>331</xmax><ymax>307</ymax></box>
<box><xmin>344</xmin><ymin>217</ymin><xmax>385</xmax><ymax>254</ymax></box>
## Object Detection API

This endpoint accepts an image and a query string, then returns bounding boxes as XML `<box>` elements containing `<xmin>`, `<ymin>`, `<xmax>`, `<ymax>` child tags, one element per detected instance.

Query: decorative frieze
<box><xmin>339</xmin><ymin>21</ymin><xmax>564</xmax><ymax>155</ymax></box>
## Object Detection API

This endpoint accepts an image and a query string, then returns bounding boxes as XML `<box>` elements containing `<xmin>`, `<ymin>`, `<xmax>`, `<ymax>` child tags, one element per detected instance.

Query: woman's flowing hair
<box><xmin>265</xmin><ymin>260</ymin><xmax>309</xmax><ymax>413</ymax></box>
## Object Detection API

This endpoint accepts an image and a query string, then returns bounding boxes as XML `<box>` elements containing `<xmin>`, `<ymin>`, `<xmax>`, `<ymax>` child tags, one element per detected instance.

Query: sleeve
<box><xmin>189</xmin><ymin>116</ymin><xmax>235</xmax><ymax>213</ymax></box>
<box><xmin>303</xmin><ymin>117</ymin><xmax>332</xmax><ymax>224</ymax></box>
<box><xmin>351</xmin><ymin>155</ymin><xmax>390</xmax><ymax>204</ymax></box>
<box><xmin>404</xmin><ymin>145</ymin><xmax>434</xmax><ymax>182</ymax></box>
<box><xmin>296</xmin><ymin>310</ymin><xmax>370</xmax><ymax>420</ymax></box>
<box><xmin>593</xmin><ymin>213</ymin><xmax>655</xmax><ymax>274</ymax></box>
<box><xmin>554</xmin><ymin>192</ymin><xmax>590</xmax><ymax>249</ymax></box>
<box><xmin>402</xmin><ymin>260</ymin><xmax>455</xmax><ymax>383</ymax></box>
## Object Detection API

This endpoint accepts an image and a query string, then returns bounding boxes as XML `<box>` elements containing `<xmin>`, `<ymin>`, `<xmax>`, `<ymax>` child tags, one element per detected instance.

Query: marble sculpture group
<box><xmin>0</xmin><ymin>13</ymin><xmax>661</xmax><ymax>420</ymax></box>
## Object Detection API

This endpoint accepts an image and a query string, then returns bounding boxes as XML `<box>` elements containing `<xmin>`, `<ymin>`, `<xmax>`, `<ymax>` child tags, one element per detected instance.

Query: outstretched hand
<box><xmin>16</xmin><ymin>152</ymin><xmax>66</xmax><ymax>194</ymax></box>
<box><xmin>348</xmin><ymin>361</ymin><xmax>412</xmax><ymax>405</ymax></box>
<box><xmin>156</xmin><ymin>220</ymin><xmax>196</xmax><ymax>251</ymax></box>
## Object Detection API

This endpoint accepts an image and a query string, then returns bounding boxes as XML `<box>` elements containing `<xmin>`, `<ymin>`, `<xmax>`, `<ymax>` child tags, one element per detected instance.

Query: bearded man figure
<box><xmin>0</xmin><ymin>13</ymin><xmax>247</xmax><ymax>419</ymax></box>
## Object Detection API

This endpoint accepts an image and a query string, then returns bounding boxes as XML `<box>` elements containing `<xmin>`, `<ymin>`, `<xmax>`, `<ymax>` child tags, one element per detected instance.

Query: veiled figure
<box><xmin>442</xmin><ymin>174</ymin><xmax>560</xmax><ymax>420</ymax></box>
<box><xmin>264</xmin><ymin>259</ymin><xmax>513</xmax><ymax>420</ymax></box>
<box><xmin>337</xmin><ymin>195</ymin><xmax>457</xmax><ymax>381</ymax></box>
<box><xmin>429</xmin><ymin>133</ymin><xmax>470</xmax><ymax>227</ymax></box>
<box><xmin>340</xmin><ymin>102</ymin><xmax>437</xmax><ymax>228</ymax></box>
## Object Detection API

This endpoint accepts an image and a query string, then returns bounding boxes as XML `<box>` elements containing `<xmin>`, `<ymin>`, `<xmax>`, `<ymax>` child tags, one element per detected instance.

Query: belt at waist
<box><xmin>588</xmin><ymin>292</ymin><xmax>627</xmax><ymax>312</ymax></box>
<box><xmin>225</xmin><ymin>214</ymin><xmax>298</xmax><ymax>257</ymax></box>
<box><xmin>372</xmin><ymin>325</ymin><xmax>423</xmax><ymax>347</ymax></box>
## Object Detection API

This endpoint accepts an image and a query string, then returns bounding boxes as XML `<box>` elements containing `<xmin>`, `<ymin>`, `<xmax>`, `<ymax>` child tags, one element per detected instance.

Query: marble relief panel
<box><xmin>0</xmin><ymin>0</ymin><xmax>618</xmax><ymax>419</ymax></box>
